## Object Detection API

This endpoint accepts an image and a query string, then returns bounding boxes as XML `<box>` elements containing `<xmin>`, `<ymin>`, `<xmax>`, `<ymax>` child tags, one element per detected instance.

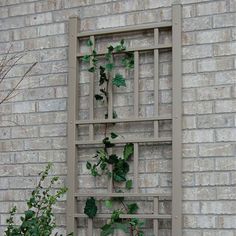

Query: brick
<box><xmin>215</xmin><ymin>99</ymin><xmax>236</xmax><ymax>113</ymax></box>
<box><xmin>213</xmin><ymin>13</ymin><xmax>236</xmax><ymax>28</ymax></box>
<box><xmin>183</xmin><ymin>73</ymin><xmax>213</xmax><ymax>88</ymax></box>
<box><xmin>183</xmin><ymin>158</ymin><xmax>214</xmax><ymax>172</ymax></box>
<box><xmin>199</xmin><ymin>143</ymin><xmax>234</xmax><ymax>157</ymax></box>
<box><xmin>183</xmin><ymin>129</ymin><xmax>214</xmax><ymax>143</ymax></box>
<box><xmin>217</xmin><ymin>187</ymin><xmax>236</xmax><ymax>200</ymax></box>
<box><xmin>25</xmin><ymin>12</ymin><xmax>53</xmax><ymax>26</ymax></box>
<box><xmin>183</xmin><ymin>45</ymin><xmax>212</xmax><ymax>59</ymax></box>
<box><xmin>215</xmin><ymin>158</ymin><xmax>236</xmax><ymax>171</ymax></box>
<box><xmin>183</xmin><ymin>116</ymin><xmax>197</xmax><ymax>129</ymax></box>
<box><xmin>11</xmin><ymin>126</ymin><xmax>38</xmax><ymax>138</ymax></box>
<box><xmin>183</xmin><ymin>16</ymin><xmax>212</xmax><ymax>32</ymax></box>
<box><xmin>216</xmin><ymin>128</ymin><xmax>236</xmax><ymax>141</ymax></box>
<box><xmin>24</xmin><ymin>138</ymin><xmax>52</xmax><ymax>150</ymax></box>
<box><xmin>197</xmin><ymin>58</ymin><xmax>234</xmax><ymax>72</ymax></box>
<box><xmin>197</xmin><ymin>86</ymin><xmax>231</xmax><ymax>100</ymax></box>
<box><xmin>214</xmin><ymin>71</ymin><xmax>236</xmax><ymax>85</ymax></box>
<box><xmin>214</xmin><ymin>42</ymin><xmax>236</xmax><ymax>56</ymax></box>
<box><xmin>183</xmin><ymin>101</ymin><xmax>213</xmax><ymax>115</ymax></box>
<box><xmin>197</xmin><ymin>114</ymin><xmax>234</xmax><ymax>128</ymax></box>
<box><xmin>38</xmin><ymin>99</ymin><xmax>66</xmax><ymax>112</ymax></box>
<box><xmin>195</xmin><ymin>172</ymin><xmax>230</xmax><ymax>186</ymax></box>
<box><xmin>196</xmin><ymin>29</ymin><xmax>231</xmax><ymax>44</ymax></box>
<box><xmin>37</xmin><ymin>23</ymin><xmax>65</xmax><ymax>37</ymax></box>
<box><xmin>201</xmin><ymin>201</ymin><xmax>236</xmax><ymax>214</ymax></box>
<box><xmin>183</xmin><ymin>60</ymin><xmax>197</xmax><ymax>74</ymax></box>
<box><xmin>9</xmin><ymin>3</ymin><xmax>35</xmax><ymax>16</ymax></box>
<box><xmin>196</xmin><ymin>1</ymin><xmax>227</xmax><ymax>16</ymax></box>
<box><xmin>218</xmin><ymin>216</ymin><xmax>236</xmax><ymax>228</ymax></box>
<box><xmin>183</xmin><ymin>187</ymin><xmax>217</xmax><ymax>200</ymax></box>
<box><xmin>97</xmin><ymin>15</ymin><xmax>125</xmax><ymax>28</ymax></box>
<box><xmin>12</xmin><ymin>101</ymin><xmax>36</xmax><ymax>113</ymax></box>
<box><xmin>39</xmin><ymin>124</ymin><xmax>66</xmax><ymax>137</ymax></box>
<box><xmin>184</xmin><ymin>215</ymin><xmax>216</xmax><ymax>228</ymax></box>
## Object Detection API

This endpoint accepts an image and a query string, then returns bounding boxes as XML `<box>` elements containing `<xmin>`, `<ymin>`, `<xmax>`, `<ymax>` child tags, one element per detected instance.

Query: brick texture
<box><xmin>0</xmin><ymin>0</ymin><xmax>236</xmax><ymax>235</ymax></box>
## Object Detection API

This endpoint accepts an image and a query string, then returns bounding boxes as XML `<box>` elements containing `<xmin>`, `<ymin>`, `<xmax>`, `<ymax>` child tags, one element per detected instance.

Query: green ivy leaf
<box><xmin>107</xmin><ymin>45</ymin><xmax>114</xmax><ymax>52</ymax></box>
<box><xmin>94</xmin><ymin>94</ymin><xmax>103</xmax><ymax>100</ymax></box>
<box><xmin>112</xmin><ymin>73</ymin><xmax>126</xmax><ymax>87</ymax></box>
<box><xmin>105</xmin><ymin>63</ymin><xmax>114</xmax><ymax>71</ymax></box>
<box><xmin>127</xmin><ymin>203</ymin><xmax>139</xmax><ymax>214</ymax></box>
<box><xmin>87</xmin><ymin>39</ymin><xmax>93</xmax><ymax>47</ymax></box>
<box><xmin>123</xmin><ymin>143</ymin><xmax>134</xmax><ymax>160</ymax></box>
<box><xmin>111</xmin><ymin>132</ymin><xmax>118</xmax><ymax>139</ymax></box>
<box><xmin>105</xmin><ymin>200</ymin><xmax>113</xmax><ymax>209</ymax></box>
<box><xmin>101</xmin><ymin>224</ymin><xmax>114</xmax><ymax>236</ymax></box>
<box><xmin>103</xmin><ymin>137</ymin><xmax>115</xmax><ymax>148</ymax></box>
<box><xmin>88</xmin><ymin>67</ymin><xmax>95</xmax><ymax>73</ymax></box>
<box><xmin>107</xmin><ymin>154</ymin><xmax>119</xmax><ymax>164</ymax></box>
<box><xmin>84</xmin><ymin>197</ymin><xmax>97</xmax><ymax>218</ymax></box>
<box><xmin>86</xmin><ymin>161</ymin><xmax>92</xmax><ymax>170</ymax></box>
<box><xmin>24</xmin><ymin>210</ymin><xmax>35</xmax><ymax>220</ymax></box>
<box><xmin>125</xmin><ymin>179</ymin><xmax>133</xmax><ymax>190</ymax></box>
<box><xmin>81</xmin><ymin>54</ymin><xmax>90</xmax><ymax>63</ymax></box>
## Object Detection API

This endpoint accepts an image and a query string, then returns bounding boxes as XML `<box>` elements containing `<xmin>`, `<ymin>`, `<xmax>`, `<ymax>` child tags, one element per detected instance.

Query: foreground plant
<box><xmin>82</xmin><ymin>39</ymin><xmax>144</xmax><ymax>235</ymax></box>
<box><xmin>5</xmin><ymin>163</ymin><xmax>73</xmax><ymax>236</ymax></box>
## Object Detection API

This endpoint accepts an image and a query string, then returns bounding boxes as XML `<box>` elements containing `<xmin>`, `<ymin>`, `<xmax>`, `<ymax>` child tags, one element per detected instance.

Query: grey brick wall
<box><xmin>0</xmin><ymin>0</ymin><xmax>235</xmax><ymax>235</ymax></box>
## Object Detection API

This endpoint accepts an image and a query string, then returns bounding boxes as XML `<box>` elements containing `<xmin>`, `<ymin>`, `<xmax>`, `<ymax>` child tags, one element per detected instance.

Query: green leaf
<box><xmin>112</xmin><ymin>73</ymin><xmax>126</xmax><ymax>87</ymax></box>
<box><xmin>24</xmin><ymin>210</ymin><xmax>35</xmax><ymax>220</ymax></box>
<box><xmin>107</xmin><ymin>45</ymin><xmax>114</xmax><ymax>52</ymax></box>
<box><xmin>110</xmin><ymin>132</ymin><xmax>118</xmax><ymax>139</ymax></box>
<box><xmin>81</xmin><ymin>54</ymin><xmax>90</xmax><ymax>63</ymax></box>
<box><xmin>105</xmin><ymin>63</ymin><xmax>114</xmax><ymax>71</ymax></box>
<box><xmin>107</xmin><ymin>154</ymin><xmax>119</xmax><ymax>164</ymax></box>
<box><xmin>103</xmin><ymin>137</ymin><xmax>115</xmax><ymax>148</ymax></box>
<box><xmin>122</xmin><ymin>52</ymin><xmax>134</xmax><ymax>69</ymax></box>
<box><xmin>86</xmin><ymin>161</ymin><xmax>92</xmax><ymax>170</ymax></box>
<box><xmin>113</xmin><ymin>223</ymin><xmax>129</xmax><ymax>233</ymax></box>
<box><xmin>125</xmin><ymin>179</ymin><xmax>133</xmax><ymax>190</ymax></box>
<box><xmin>84</xmin><ymin>197</ymin><xmax>97</xmax><ymax>218</ymax></box>
<box><xmin>127</xmin><ymin>203</ymin><xmax>139</xmax><ymax>214</ymax></box>
<box><xmin>87</xmin><ymin>39</ymin><xmax>93</xmax><ymax>47</ymax></box>
<box><xmin>101</xmin><ymin>224</ymin><xmax>114</xmax><ymax>236</ymax></box>
<box><xmin>105</xmin><ymin>200</ymin><xmax>113</xmax><ymax>209</ymax></box>
<box><xmin>88</xmin><ymin>67</ymin><xmax>95</xmax><ymax>73</ymax></box>
<box><xmin>123</xmin><ymin>143</ymin><xmax>134</xmax><ymax>160</ymax></box>
<box><xmin>94</xmin><ymin>94</ymin><xmax>103</xmax><ymax>100</ymax></box>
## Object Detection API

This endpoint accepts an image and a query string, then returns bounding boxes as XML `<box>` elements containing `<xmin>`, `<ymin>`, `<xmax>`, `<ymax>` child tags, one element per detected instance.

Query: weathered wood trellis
<box><xmin>67</xmin><ymin>2</ymin><xmax>182</xmax><ymax>235</ymax></box>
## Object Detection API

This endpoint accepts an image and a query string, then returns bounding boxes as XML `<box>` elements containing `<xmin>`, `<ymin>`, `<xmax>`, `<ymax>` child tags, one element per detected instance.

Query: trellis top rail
<box><xmin>77</xmin><ymin>44</ymin><xmax>172</xmax><ymax>58</ymax></box>
<box><xmin>76</xmin><ymin>115</ymin><xmax>172</xmax><ymax>125</ymax></box>
<box><xmin>77</xmin><ymin>21</ymin><xmax>172</xmax><ymax>38</ymax></box>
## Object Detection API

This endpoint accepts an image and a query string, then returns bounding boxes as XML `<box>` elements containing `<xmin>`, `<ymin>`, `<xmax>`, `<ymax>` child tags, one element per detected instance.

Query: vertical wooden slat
<box><xmin>88</xmin><ymin>218</ymin><xmax>93</xmax><ymax>236</ymax></box>
<box><xmin>67</xmin><ymin>16</ymin><xmax>79</xmax><ymax>236</ymax></box>
<box><xmin>89</xmin><ymin>36</ymin><xmax>95</xmax><ymax>140</ymax></box>
<box><xmin>172</xmin><ymin>2</ymin><xmax>182</xmax><ymax>236</ymax></box>
<box><xmin>153</xmin><ymin>197</ymin><xmax>159</xmax><ymax>236</ymax></box>
<box><xmin>154</xmin><ymin>29</ymin><xmax>159</xmax><ymax>138</ymax></box>
<box><xmin>134</xmin><ymin>51</ymin><xmax>139</xmax><ymax>117</ymax></box>
<box><xmin>133</xmin><ymin>143</ymin><xmax>139</xmax><ymax>193</ymax></box>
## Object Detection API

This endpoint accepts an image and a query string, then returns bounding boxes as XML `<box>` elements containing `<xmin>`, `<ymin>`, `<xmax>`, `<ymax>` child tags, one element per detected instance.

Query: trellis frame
<box><xmin>67</xmin><ymin>2</ymin><xmax>182</xmax><ymax>235</ymax></box>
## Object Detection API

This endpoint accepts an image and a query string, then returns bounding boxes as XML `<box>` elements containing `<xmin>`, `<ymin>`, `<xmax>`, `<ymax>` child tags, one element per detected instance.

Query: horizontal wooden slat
<box><xmin>75</xmin><ymin>213</ymin><xmax>172</xmax><ymax>219</ymax></box>
<box><xmin>75</xmin><ymin>192</ymin><xmax>171</xmax><ymax>198</ymax></box>
<box><xmin>77</xmin><ymin>21</ymin><xmax>172</xmax><ymax>37</ymax></box>
<box><xmin>77</xmin><ymin>44</ymin><xmax>172</xmax><ymax>57</ymax></box>
<box><xmin>76</xmin><ymin>115</ymin><xmax>172</xmax><ymax>125</ymax></box>
<box><xmin>75</xmin><ymin>137</ymin><xmax>172</xmax><ymax>146</ymax></box>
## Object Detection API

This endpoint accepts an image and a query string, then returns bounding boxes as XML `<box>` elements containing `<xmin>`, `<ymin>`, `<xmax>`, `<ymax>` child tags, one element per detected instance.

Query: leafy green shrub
<box><xmin>5</xmin><ymin>163</ymin><xmax>72</xmax><ymax>236</ymax></box>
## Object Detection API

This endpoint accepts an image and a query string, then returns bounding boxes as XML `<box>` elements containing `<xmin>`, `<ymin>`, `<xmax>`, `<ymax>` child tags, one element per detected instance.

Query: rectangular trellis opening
<box><xmin>67</xmin><ymin>3</ymin><xmax>182</xmax><ymax>236</ymax></box>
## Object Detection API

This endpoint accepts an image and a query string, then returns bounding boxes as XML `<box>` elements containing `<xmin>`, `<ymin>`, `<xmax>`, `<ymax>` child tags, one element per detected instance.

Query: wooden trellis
<box><xmin>67</xmin><ymin>2</ymin><xmax>182</xmax><ymax>236</ymax></box>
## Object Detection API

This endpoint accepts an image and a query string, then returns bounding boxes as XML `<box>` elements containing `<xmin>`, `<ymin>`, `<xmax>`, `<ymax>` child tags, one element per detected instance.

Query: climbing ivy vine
<box><xmin>82</xmin><ymin>39</ymin><xmax>144</xmax><ymax>236</ymax></box>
